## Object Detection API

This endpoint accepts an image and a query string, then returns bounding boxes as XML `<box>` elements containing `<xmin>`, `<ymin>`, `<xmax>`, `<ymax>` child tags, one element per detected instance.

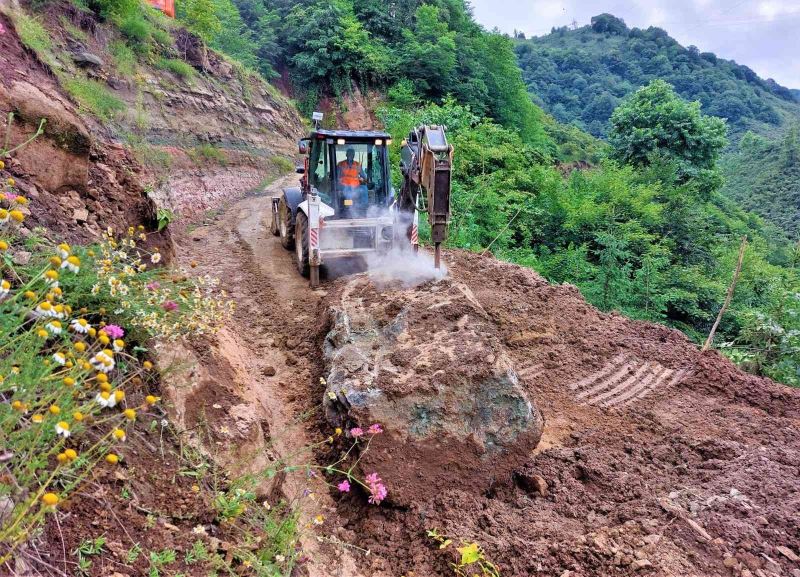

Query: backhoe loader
<box><xmin>270</xmin><ymin>113</ymin><xmax>453</xmax><ymax>286</ymax></box>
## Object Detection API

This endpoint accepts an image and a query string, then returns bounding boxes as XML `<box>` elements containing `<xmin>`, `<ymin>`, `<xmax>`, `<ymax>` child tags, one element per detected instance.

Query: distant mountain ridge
<box><xmin>514</xmin><ymin>13</ymin><xmax>800</xmax><ymax>141</ymax></box>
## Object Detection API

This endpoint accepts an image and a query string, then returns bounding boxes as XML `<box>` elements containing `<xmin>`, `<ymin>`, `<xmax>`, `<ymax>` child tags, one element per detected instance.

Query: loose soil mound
<box><xmin>331</xmin><ymin>250</ymin><xmax>800</xmax><ymax>577</ymax></box>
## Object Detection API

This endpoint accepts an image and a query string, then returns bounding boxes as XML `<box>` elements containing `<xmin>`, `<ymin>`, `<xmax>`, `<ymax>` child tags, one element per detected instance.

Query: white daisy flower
<box><xmin>150</xmin><ymin>252</ymin><xmax>162</xmax><ymax>264</ymax></box>
<box><xmin>34</xmin><ymin>303</ymin><xmax>55</xmax><ymax>318</ymax></box>
<box><xmin>95</xmin><ymin>391</ymin><xmax>117</xmax><ymax>408</ymax></box>
<box><xmin>0</xmin><ymin>279</ymin><xmax>10</xmax><ymax>299</ymax></box>
<box><xmin>46</xmin><ymin>321</ymin><xmax>63</xmax><ymax>335</ymax></box>
<box><xmin>61</xmin><ymin>256</ymin><xmax>80</xmax><ymax>274</ymax></box>
<box><xmin>52</xmin><ymin>352</ymin><xmax>66</xmax><ymax>365</ymax></box>
<box><xmin>113</xmin><ymin>339</ymin><xmax>125</xmax><ymax>352</ymax></box>
<box><xmin>55</xmin><ymin>421</ymin><xmax>71</xmax><ymax>438</ymax></box>
<box><xmin>57</xmin><ymin>243</ymin><xmax>71</xmax><ymax>259</ymax></box>
<box><xmin>90</xmin><ymin>350</ymin><xmax>115</xmax><ymax>373</ymax></box>
<box><xmin>91</xmin><ymin>283</ymin><xmax>100</xmax><ymax>295</ymax></box>
<box><xmin>71</xmin><ymin>318</ymin><xmax>90</xmax><ymax>334</ymax></box>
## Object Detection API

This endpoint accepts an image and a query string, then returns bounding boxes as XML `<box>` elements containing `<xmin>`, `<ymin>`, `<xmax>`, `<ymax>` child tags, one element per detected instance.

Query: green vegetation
<box><xmin>63</xmin><ymin>77</ymin><xmax>125</xmax><ymax>121</ymax></box>
<box><xmin>380</xmin><ymin>82</ymin><xmax>800</xmax><ymax>386</ymax></box>
<box><xmin>720</xmin><ymin>127</ymin><xmax>800</xmax><ymax>239</ymax></box>
<box><xmin>9</xmin><ymin>9</ymin><xmax>56</xmax><ymax>67</ymax></box>
<box><xmin>189</xmin><ymin>143</ymin><xmax>227</xmax><ymax>165</ymax></box>
<box><xmin>513</xmin><ymin>15</ymin><xmax>800</xmax><ymax>239</ymax></box>
<box><xmin>155</xmin><ymin>57</ymin><xmax>196</xmax><ymax>81</ymax></box>
<box><xmin>514</xmin><ymin>13</ymin><xmax>800</xmax><ymax>139</ymax></box>
<box><xmin>109</xmin><ymin>40</ymin><xmax>138</xmax><ymax>78</ymax></box>
<box><xmin>59</xmin><ymin>15</ymin><xmax>90</xmax><ymax>43</ymax></box>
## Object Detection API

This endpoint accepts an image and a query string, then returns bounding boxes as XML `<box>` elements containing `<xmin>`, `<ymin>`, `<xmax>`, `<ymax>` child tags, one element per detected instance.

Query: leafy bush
<box><xmin>63</xmin><ymin>78</ymin><xmax>125</xmax><ymax>121</ymax></box>
<box><xmin>155</xmin><ymin>57</ymin><xmax>196</xmax><ymax>81</ymax></box>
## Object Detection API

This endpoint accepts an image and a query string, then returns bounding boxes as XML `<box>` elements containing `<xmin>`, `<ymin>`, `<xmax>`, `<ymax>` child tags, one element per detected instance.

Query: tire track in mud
<box><xmin>568</xmin><ymin>354</ymin><xmax>689</xmax><ymax>407</ymax></box>
<box><xmin>172</xmin><ymin>177</ymin><xmax>366</xmax><ymax>577</ymax></box>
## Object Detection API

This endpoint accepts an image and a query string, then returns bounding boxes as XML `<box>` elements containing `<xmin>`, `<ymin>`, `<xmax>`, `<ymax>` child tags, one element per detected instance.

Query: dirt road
<box><xmin>172</xmin><ymin>176</ymin><xmax>800</xmax><ymax>577</ymax></box>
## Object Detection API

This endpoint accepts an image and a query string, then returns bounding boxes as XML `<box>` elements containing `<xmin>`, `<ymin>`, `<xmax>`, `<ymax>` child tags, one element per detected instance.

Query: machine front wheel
<box><xmin>295</xmin><ymin>212</ymin><xmax>310</xmax><ymax>277</ymax></box>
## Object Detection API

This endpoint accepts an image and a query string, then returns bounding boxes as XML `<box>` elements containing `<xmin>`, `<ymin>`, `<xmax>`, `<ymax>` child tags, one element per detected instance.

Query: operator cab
<box><xmin>301</xmin><ymin>129</ymin><xmax>393</xmax><ymax>218</ymax></box>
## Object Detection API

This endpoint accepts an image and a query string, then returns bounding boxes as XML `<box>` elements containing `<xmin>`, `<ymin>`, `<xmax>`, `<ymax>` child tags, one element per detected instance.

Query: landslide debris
<box><xmin>322</xmin><ymin>274</ymin><xmax>544</xmax><ymax>505</ymax></box>
<box><xmin>328</xmin><ymin>250</ymin><xmax>800</xmax><ymax>577</ymax></box>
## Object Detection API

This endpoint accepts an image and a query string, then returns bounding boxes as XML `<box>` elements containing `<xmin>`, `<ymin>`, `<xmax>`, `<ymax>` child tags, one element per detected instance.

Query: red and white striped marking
<box><xmin>309</xmin><ymin>227</ymin><xmax>319</xmax><ymax>249</ymax></box>
<box><xmin>411</xmin><ymin>195</ymin><xmax>420</xmax><ymax>247</ymax></box>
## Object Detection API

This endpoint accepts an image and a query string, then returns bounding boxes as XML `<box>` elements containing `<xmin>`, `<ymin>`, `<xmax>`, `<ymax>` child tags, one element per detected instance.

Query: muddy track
<box><xmin>171</xmin><ymin>182</ymin><xmax>800</xmax><ymax>577</ymax></box>
<box><xmin>172</xmin><ymin>176</ymin><xmax>365</xmax><ymax>576</ymax></box>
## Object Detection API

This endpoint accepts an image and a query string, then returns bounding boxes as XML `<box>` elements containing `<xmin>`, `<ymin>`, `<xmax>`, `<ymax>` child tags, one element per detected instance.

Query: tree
<box><xmin>608</xmin><ymin>80</ymin><xmax>727</xmax><ymax>185</ymax></box>
<box><xmin>180</xmin><ymin>0</ymin><xmax>222</xmax><ymax>42</ymax></box>
<box><xmin>399</xmin><ymin>5</ymin><xmax>457</xmax><ymax>96</ymax></box>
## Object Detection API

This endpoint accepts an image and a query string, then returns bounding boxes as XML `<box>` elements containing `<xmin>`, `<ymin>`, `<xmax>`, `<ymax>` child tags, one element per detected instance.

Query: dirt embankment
<box><xmin>0</xmin><ymin>1</ymin><xmax>303</xmax><ymax>244</ymax></box>
<box><xmin>131</xmin><ymin>188</ymin><xmax>800</xmax><ymax>577</ymax></box>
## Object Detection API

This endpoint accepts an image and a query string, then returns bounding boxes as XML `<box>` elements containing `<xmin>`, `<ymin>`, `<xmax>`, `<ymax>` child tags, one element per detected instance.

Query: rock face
<box><xmin>323</xmin><ymin>275</ymin><xmax>544</xmax><ymax>505</ymax></box>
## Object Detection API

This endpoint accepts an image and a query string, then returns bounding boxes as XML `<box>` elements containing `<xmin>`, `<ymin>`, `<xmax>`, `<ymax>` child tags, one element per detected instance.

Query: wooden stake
<box><xmin>703</xmin><ymin>235</ymin><xmax>747</xmax><ymax>352</ymax></box>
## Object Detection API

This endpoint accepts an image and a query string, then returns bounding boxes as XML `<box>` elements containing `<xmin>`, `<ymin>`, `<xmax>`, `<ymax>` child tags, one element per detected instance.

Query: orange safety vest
<box><xmin>337</xmin><ymin>161</ymin><xmax>362</xmax><ymax>188</ymax></box>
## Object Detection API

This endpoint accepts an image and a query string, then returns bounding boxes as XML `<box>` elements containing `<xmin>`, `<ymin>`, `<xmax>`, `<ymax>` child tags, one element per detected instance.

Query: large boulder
<box><xmin>323</xmin><ymin>275</ymin><xmax>544</xmax><ymax>505</ymax></box>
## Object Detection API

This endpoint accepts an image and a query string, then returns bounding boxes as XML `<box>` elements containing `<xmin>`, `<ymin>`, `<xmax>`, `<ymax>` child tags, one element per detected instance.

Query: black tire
<box><xmin>295</xmin><ymin>212</ymin><xmax>310</xmax><ymax>277</ymax></box>
<box><xmin>278</xmin><ymin>197</ymin><xmax>295</xmax><ymax>250</ymax></box>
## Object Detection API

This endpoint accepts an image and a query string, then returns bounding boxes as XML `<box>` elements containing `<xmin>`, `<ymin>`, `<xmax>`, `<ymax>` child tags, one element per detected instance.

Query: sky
<box><xmin>468</xmin><ymin>0</ymin><xmax>800</xmax><ymax>89</ymax></box>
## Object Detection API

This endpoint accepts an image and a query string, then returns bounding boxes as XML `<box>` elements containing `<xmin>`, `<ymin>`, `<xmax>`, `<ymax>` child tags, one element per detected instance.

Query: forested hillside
<box><xmin>514</xmin><ymin>13</ymin><xmax>800</xmax><ymax>140</ymax></box>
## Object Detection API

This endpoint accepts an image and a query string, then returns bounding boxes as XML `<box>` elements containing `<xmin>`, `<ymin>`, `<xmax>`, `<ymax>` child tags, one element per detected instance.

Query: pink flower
<box><xmin>146</xmin><ymin>281</ymin><xmax>160</xmax><ymax>291</ymax></box>
<box><xmin>4</xmin><ymin>193</ymin><xmax>15</xmax><ymax>201</ymax></box>
<box><xmin>368</xmin><ymin>423</ymin><xmax>383</xmax><ymax>435</ymax></box>
<box><xmin>337</xmin><ymin>480</ymin><xmax>351</xmax><ymax>493</ymax></box>
<box><xmin>101</xmin><ymin>324</ymin><xmax>125</xmax><ymax>339</ymax></box>
<box><xmin>365</xmin><ymin>472</ymin><xmax>387</xmax><ymax>505</ymax></box>
<box><xmin>162</xmin><ymin>300</ymin><xmax>178</xmax><ymax>312</ymax></box>
<box><xmin>350</xmin><ymin>427</ymin><xmax>364</xmax><ymax>438</ymax></box>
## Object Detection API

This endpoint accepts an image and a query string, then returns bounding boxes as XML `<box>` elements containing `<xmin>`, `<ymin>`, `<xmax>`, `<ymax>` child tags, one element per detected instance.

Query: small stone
<box><xmin>73</xmin><ymin>207</ymin><xmax>89</xmax><ymax>222</ymax></box>
<box><xmin>0</xmin><ymin>496</ymin><xmax>14</xmax><ymax>525</ymax></box>
<box><xmin>262</xmin><ymin>365</ymin><xmax>276</xmax><ymax>377</ymax></box>
<box><xmin>777</xmin><ymin>546</ymin><xmax>800</xmax><ymax>563</ymax></box>
<box><xmin>723</xmin><ymin>556</ymin><xmax>739</xmax><ymax>569</ymax></box>
<box><xmin>630</xmin><ymin>559</ymin><xmax>652</xmax><ymax>570</ymax></box>
<box><xmin>12</xmin><ymin>250</ymin><xmax>31</xmax><ymax>265</ymax></box>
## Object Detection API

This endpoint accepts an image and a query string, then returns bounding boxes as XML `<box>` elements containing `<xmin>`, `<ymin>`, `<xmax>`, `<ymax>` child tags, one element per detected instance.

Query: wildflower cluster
<box><xmin>0</xmin><ymin>174</ymin><xmax>226</xmax><ymax>561</ymax></box>
<box><xmin>86</xmin><ymin>226</ymin><xmax>233</xmax><ymax>341</ymax></box>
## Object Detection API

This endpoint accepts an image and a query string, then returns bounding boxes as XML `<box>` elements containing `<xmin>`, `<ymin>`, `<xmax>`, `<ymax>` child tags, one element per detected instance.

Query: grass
<box><xmin>270</xmin><ymin>156</ymin><xmax>294</xmax><ymax>174</ymax></box>
<box><xmin>124</xmin><ymin>133</ymin><xmax>173</xmax><ymax>172</ymax></box>
<box><xmin>189</xmin><ymin>143</ymin><xmax>227</xmax><ymax>166</ymax></box>
<box><xmin>63</xmin><ymin>77</ymin><xmax>126</xmax><ymax>121</ymax></box>
<box><xmin>59</xmin><ymin>16</ymin><xmax>90</xmax><ymax>43</ymax></box>
<box><xmin>155</xmin><ymin>57</ymin><xmax>196</xmax><ymax>82</ymax></box>
<box><xmin>10</xmin><ymin>10</ymin><xmax>57</xmax><ymax>67</ymax></box>
<box><xmin>109</xmin><ymin>40</ymin><xmax>138</xmax><ymax>78</ymax></box>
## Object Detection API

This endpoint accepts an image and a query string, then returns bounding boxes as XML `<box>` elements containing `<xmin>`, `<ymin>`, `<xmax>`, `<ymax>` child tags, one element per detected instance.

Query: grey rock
<box><xmin>72</xmin><ymin>51</ymin><xmax>104</xmax><ymax>67</ymax></box>
<box><xmin>322</xmin><ymin>276</ymin><xmax>543</xmax><ymax>505</ymax></box>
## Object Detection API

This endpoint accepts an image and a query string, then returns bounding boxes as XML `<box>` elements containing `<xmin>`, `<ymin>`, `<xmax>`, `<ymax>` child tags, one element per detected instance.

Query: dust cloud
<box><xmin>365</xmin><ymin>245</ymin><xmax>447</xmax><ymax>288</ymax></box>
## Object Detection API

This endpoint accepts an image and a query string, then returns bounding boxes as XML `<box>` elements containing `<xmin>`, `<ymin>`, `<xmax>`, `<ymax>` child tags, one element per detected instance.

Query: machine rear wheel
<box><xmin>295</xmin><ymin>213</ymin><xmax>310</xmax><ymax>277</ymax></box>
<box><xmin>278</xmin><ymin>197</ymin><xmax>295</xmax><ymax>250</ymax></box>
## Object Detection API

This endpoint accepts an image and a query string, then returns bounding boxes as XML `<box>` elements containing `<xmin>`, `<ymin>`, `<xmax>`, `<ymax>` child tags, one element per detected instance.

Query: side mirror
<box><xmin>295</xmin><ymin>166</ymin><xmax>305</xmax><ymax>174</ymax></box>
<box><xmin>298</xmin><ymin>140</ymin><xmax>309</xmax><ymax>154</ymax></box>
